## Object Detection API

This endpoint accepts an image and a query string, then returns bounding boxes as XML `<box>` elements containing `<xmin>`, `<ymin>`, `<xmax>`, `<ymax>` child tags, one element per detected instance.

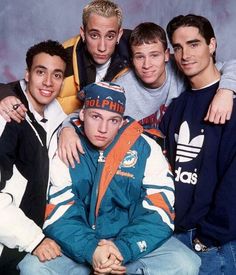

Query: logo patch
<box><xmin>137</xmin><ymin>240</ymin><xmax>147</xmax><ymax>252</ymax></box>
<box><xmin>175</xmin><ymin>121</ymin><xmax>204</xmax><ymax>163</ymax></box>
<box><xmin>120</xmin><ymin>150</ymin><xmax>138</xmax><ymax>168</ymax></box>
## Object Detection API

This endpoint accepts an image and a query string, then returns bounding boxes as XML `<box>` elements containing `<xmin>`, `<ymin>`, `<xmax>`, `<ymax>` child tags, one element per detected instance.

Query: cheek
<box><xmin>133</xmin><ymin>62</ymin><xmax>142</xmax><ymax>73</ymax></box>
<box><xmin>107</xmin><ymin>41</ymin><xmax>117</xmax><ymax>51</ymax></box>
<box><xmin>108</xmin><ymin>125</ymin><xmax>120</xmax><ymax>137</ymax></box>
<box><xmin>174</xmin><ymin>53</ymin><xmax>181</xmax><ymax>63</ymax></box>
<box><xmin>84</xmin><ymin>120</ymin><xmax>96</xmax><ymax>135</ymax></box>
<box><xmin>54</xmin><ymin>81</ymin><xmax>64</xmax><ymax>93</ymax></box>
<box><xmin>86</xmin><ymin>39</ymin><xmax>97</xmax><ymax>52</ymax></box>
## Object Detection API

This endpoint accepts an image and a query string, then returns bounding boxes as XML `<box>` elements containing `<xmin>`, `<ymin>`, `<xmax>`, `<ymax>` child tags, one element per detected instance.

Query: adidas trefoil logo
<box><xmin>175</xmin><ymin>121</ymin><xmax>204</xmax><ymax>163</ymax></box>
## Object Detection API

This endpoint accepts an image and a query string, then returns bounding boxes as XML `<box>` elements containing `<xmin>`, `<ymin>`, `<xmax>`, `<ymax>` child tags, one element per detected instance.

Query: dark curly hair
<box><xmin>26</xmin><ymin>40</ymin><xmax>69</xmax><ymax>70</ymax></box>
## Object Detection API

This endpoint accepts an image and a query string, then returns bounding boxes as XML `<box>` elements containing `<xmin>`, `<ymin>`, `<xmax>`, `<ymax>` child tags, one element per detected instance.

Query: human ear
<box><xmin>80</xmin><ymin>26</ymin><xmax>85</xmax><ymax>42</ymax></box>
<box><xmin>79</xmin><ymin>109</ymin><xmax>85</xmax><ymax>122</ymax></box>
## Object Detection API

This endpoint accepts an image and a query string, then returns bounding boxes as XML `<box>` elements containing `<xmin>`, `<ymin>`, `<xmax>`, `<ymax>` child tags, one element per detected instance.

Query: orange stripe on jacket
<box><xmin>144</xmin><ymin>128</ymin><xmax>164</xmax><ymax>138</ymax></box>
<box><xmin>95</xmin><ymin>121</ymin><xmax>143</xmax><ymax>217</ymax></box>
<box><xmin>44</xmin><ymin>201</ymin><xmax>75</xmax><ymax>220</ymax></box>
<box><xmin>147</xmin><ymin>193</ymin><xmax>175</xmax><ymax>222</ymax></box>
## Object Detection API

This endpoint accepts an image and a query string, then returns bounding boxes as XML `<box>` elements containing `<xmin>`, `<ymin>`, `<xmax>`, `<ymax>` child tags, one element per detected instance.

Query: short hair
<box><xmin>129</xmin><ymin>22</ymin><xmax>168</xmax><ymax>51</ymax></box>
<box><xmin>82</xmin><ymin>0</ymin><xmax>122</xmax><ymax>29</ymax></box>
<box><xmin>166</xmin><ymin>14</ymin><xmax>216</xmax><ymax>62</ymax></box>
<box><xmin>26</xmin><ymin>40</ymin><xmax>69</xmax><ymax>70</ymax></box>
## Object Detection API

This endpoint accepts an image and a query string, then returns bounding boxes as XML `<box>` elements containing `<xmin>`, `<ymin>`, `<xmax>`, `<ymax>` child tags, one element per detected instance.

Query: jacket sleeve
<box><xmin>197</xmin><ymin>102</ymin><xmax>236</xmax><ymax>246</ymax></box>
<box><xmin>0</xmin><ymin>192</ymin><xmax>45</xmax><ymax>253</ymax></box>
<box><xmin>114</xmin><ymin>135</ymin><xmax>175</xmax><ymax>264</ymax></box>
<box><xmin>216</xmin><ymin>60</ymin><xmax>236</xmax><ymax>93</ymax></box>
<box><xmin>0</xmin><ymin>82</ymin><xmax>18</xmax><ymax>101</ymax></box>
<box><xmin>0</xmin><ymin>119</ymin><xmax>45</xmax><ymax>253</ymax></box>
<box><xmin>45</xmin><ymin>202</ymin><xmax>98</xmax><ymax>264</ymax></box>
<box><xmin>44</xmin><ymin>156</ymin><xmax>98</xmax><ymax>265</ymax></box>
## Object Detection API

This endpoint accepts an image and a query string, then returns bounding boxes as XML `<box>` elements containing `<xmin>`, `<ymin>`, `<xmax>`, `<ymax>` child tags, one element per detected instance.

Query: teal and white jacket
<box><xmin>44</xmin><ymin>117</ymin><xmax>174</xmax><ymax>264</ymax></box>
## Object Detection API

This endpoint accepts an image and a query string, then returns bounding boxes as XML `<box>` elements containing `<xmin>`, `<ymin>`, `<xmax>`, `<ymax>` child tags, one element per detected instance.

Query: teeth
<box><xmin>40</xmin><ymin>90</ymin><xmax>52</xmax><ymax>96</ymax></box>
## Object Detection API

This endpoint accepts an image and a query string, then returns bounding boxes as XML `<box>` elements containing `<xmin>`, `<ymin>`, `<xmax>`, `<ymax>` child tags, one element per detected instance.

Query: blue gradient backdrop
<box><xmin>0</xmin><ymin>0</ymin><xmax>236</xmax><ymax>83</ymax></box>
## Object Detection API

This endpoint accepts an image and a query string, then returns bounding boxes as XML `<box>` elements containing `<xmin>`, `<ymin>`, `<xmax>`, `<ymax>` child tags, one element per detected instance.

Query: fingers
<box><xmin>0</xmin><ymin>107</ymin><xmax>12</xmax><ymax>122</ymax></box>
<box><xmin>110</xmin><ymin>264</ymin><xmax>126</xmax><ymax>274</ymax></box>
<box><xmin>205</xmin><ymin>88</ymin><xmax>233</xmax><ymax>124</ymax></box>
<box><xmin>93</xmin><ymin>267</ymin><xmax>112</xmax><ymax>274</ymax></box>
<box><xmin>98</xmin><ymin>240</ymin><xmax>123</xmax><ymax>262</ymax></box>
<box><xmin>204</xmin><ymin>107</ymin><xmax>228</xmax><ymax>124</ymax></box>
<box><xmin>58</xmin><ymin>128</ymin><xmax>84</xmax><ymax>168</ymax></box>
<box><xmin>108</xmin><ymin>246</ymin><xmax>123</xmax><ymax>262</ymax></box>
<box><xmin>226</xmin><ymin>109</ymin><xmax>232</xmax><ymax>121</ymax></box>
<box><xmin>0</xmin><ymin>96</ymin><xmax>27</xmax><ymax>123</ymax></box>
<box><xmin>33</xmin><ymin>238</ymin><xmax>62</xmax><ymax>262</ymax></box>
<box><xmin>94</xmin><ymin>263</ymin><xmax>126</xmax><ymax>275</ymax></box>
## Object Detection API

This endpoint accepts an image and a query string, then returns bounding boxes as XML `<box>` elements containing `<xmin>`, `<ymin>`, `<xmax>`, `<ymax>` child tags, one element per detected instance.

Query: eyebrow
<box><xmin>34</xmin><ymin>65</ymin><xmax>47</xmax><ymax>70</ymax></box>
<box><xmin>172</xmin><ymin>39</ymin><xmax>201</xmax><ymax>48</ymax></box>
<box><xmin>186</xmin><ymin>39</ymin><xmax>201</xmax><ymax>44</ymax></box>
<box><xmin>89</xmin><ymin>111</ymin><xmax>121</xmax><ymax>119</ymax></box>
<box><xmin>134</xmin><ymin>50</ymin><xmax>161</xmax><ymax>55</ymax></box>
<box><xmin>88</xmin><ymin>29</ymin><xmax>117</xmax><ymax>34</ymax></box>
<box><xmin>33</xmin><ymin>65</ymin><xmax>64</xmax><ymax>74</ymax></box>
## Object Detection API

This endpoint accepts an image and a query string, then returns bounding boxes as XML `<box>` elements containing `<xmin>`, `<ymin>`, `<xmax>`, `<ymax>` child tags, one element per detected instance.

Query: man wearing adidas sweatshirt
<box><xmin>160</xmin><ymin>14</ymin><xmax>236</xmax><ymax>274</ymax></box>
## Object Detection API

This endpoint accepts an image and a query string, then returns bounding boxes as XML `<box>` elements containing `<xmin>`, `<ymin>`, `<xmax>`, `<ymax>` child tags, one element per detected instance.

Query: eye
<box><xmin>92</xmin><ymin>115</ymin><xmax>100</xmax><ymax>120</ymax></box>
<box><xmin>106</xmin><ymin>34</ymin><xmax>116</xmax><ymax>40</ymax></box>
<box><xmin>54</xmin><ymin>72</ymin><xmax>63</xmax><ymax>79</ymax></box>
<box><xmin>36</xmin><ymin>69</ymin><xmax>45</xmax><ymax>76</ymax></box>
<box><xmin>150</xmin><ymin>53</ymin><xmax>160</xmax><ymax>58</ymax></box>
<box><xmin>190</xmin><ymin>42</ymin><xmax>198</xmax><ymax>48</ymax></box>
<box><xmin>111</xmin><ymin>118</ymin><xmax>120</xmax><ymax>124</ymax></box>
<box><xmin>134</xmin><ymin>55</ymin><xmax>144</xmax><ymax>60</ymax></box>
<box><xmin>173</xmin><ymin>46</ymin><xmax>181</xmax><ymax>53</ymax></box>
<box><xmin>89</xmin><ymin>32</ymin><xmax>99</xmax><ymax>39</ymax></box>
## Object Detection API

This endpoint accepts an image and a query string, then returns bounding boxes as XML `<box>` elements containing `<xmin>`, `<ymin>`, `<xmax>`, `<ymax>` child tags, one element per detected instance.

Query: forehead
<box><xmin>85</xmin><ymin>108</ymin><xmax>122</xmax><ymax>119</ymax></box>
<box><xmin>31</xmin><ymin>52</ymin><xmax>66</xmax><ymax>71</ymax></box>
<box><xmin>86</xmin><ymin>13</ymin><xmax>119</xmax><ymax>32</ymax></box>
<box><xmin>172</xmin><ymin>26</ymin><xmax>203</xmax><ymax>43</ymax></box>
<box><xmin>132</xmin><ymin>41</ymin><xmax>166</xmax><ymax>54</ymax></box>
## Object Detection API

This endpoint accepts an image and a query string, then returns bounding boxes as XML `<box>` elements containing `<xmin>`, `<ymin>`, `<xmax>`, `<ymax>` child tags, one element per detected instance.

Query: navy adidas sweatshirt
<box><xmin>160</xmin><ymin>81</ymin><xmax>236</xmax><ymax>247</ymax></box>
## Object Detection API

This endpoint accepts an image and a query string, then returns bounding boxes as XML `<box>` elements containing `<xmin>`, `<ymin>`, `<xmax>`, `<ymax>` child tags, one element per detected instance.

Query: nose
<box><xmin>97</xmin><ymin>38</ymin><xmax>106</xmax><ymax>52</ymax></box>
<box><xmin>143</xmin><ymin>57</ymin><xmax>151</xmax><ymax>69</ymax></box>
<box><xmin>182</xmin><ymin>46</ymin><xmax>190</xmax><ymax>60</ymax></box>
<box><xmin>98</xmin><ymin>120</ymin><xmax>108</xmax><ymax>133</ymax></box>
<box><xmin>43</xmin><ymin>73</ymin><xmax>53</xmax><ymax>86</ymax></box>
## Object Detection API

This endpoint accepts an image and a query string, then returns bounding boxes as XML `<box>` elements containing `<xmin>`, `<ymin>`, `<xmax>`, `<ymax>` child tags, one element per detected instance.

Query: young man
<box><xmin>160</xmin><ymin>14</ymin><xmax>236</xmax><ymax>274</ymax></box>
<box><xmin>58</xmin><ymin>22</ymin><xmax>236</xmax><ymax>167</ymax></box>
<box><xmin>116</xmin><ymin>22</ymin><xmax>235</xmax><ymax>128</ymax></box>
<box><xmin>0</xmin><ymin>40</ymin><xmax>68</xmax><ymax>274</ymax></box>
<box><xmin>0</xmin><ymin>2</ymin><xmax>234</xmax><ymax>124</ymax></box>
<box><xmin>20</xmin><ymin>82</ymin><xmax>201</xmax><ymax>275</ymax></box>
<box><xmin>0</xmin><ymin>0</ymin><xmax>130</xmax><ymax>117</ymax></box>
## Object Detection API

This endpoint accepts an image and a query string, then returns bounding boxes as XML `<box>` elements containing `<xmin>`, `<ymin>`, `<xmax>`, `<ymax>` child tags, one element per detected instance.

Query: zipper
<box><xmin>91</xmin><ymin>150</ymin><xmax>106</xmax><ymax>230</ymax></box>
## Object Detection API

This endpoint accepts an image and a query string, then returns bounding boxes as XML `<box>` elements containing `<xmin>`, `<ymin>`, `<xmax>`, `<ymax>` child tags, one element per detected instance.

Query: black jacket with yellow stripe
<box><xmin>58</xmin><ymin>29</ymin><xmax>131</xmax><ymax>114</ymax></box>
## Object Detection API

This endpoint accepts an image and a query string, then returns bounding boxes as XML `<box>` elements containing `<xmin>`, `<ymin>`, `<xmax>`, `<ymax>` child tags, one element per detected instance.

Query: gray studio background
<box><xmin>0</xmin><ymin>0</ymin><xmax>236</xmax><ymax>83</ymax></box>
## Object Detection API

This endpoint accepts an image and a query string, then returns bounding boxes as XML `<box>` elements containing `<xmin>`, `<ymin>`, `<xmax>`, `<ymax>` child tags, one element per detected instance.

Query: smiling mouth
<box><xmin>40</xmin><ymin>89</ymin><xmax>53</xmax><ymax>96</ymax></box>
<box><xmin>142</xmin><ymin>71</ymin><xmax>155</xmax><ymax>77</ymax></box>
<box><xmin>181</xmin><ymin>62</ymin><xmax>196</xmax><ymax>66</ymax></box>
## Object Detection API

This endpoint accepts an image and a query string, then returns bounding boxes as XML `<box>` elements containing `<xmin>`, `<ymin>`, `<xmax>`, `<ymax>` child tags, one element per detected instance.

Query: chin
<box><xmin>94</xmin><ymin>59</ymin><xmax>108</xmax><ymax>65</ymax></box>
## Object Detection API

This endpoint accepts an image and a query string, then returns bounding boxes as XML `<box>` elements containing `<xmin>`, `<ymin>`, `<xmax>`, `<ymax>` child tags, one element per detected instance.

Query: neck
<box><xmin>26</xmin><ymin>91</ymin><xmax>44</xmax><ymax>117</ymax></box>
<box><xmin>189</xmin><ymin>63</ymin><xmax>220</xmax><ymax>90</ymax></box>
